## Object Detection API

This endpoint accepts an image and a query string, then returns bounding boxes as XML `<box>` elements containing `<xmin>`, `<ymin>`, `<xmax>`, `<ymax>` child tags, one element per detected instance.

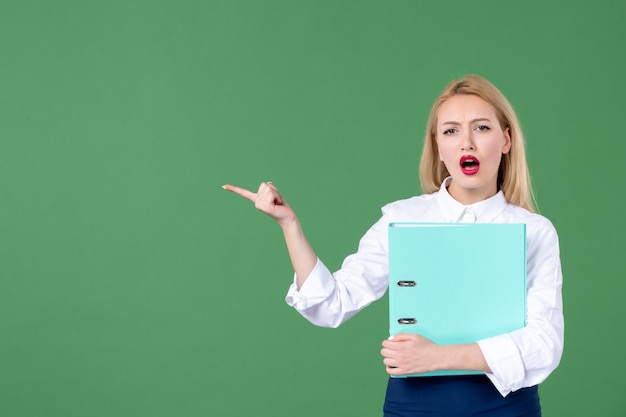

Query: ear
<box><xmin>502</xmin><ymin>127</ymin><xmax>512</xmax><ymax>154</ymax></box>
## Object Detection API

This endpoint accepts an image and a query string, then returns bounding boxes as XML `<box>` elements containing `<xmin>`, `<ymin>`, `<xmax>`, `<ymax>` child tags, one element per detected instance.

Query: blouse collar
<box><xmin>435</xmin><ymin>177</ymin><xmax>508</xmax><ymax>223</ymax></box>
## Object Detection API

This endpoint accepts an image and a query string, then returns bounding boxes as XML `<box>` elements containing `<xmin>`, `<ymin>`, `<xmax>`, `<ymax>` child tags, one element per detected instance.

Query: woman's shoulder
<box><xmin>502</xmin><ymin>203</ymin><xmax>558</xmax><ymax>236</ymax></box>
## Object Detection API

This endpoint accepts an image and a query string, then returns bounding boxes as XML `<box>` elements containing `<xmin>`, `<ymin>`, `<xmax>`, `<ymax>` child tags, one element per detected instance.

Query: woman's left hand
<box><xmin>381</xmin><ymin>333</ymin><xmax>440</xmax><ymax>376</ymax></box>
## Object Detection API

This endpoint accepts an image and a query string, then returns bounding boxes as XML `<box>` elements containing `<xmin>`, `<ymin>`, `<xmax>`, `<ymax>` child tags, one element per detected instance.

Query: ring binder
<box><xmin>388</xmin><ymin>222</ymin><xmax>527</xmax><ymax>377</ymax></box>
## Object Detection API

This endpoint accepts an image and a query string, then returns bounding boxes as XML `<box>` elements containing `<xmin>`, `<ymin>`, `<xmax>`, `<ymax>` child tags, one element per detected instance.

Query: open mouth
<box><xmin>460</xmin><ymin>155</ymin><xmax>480</xmax><ymax>175</ymax></box>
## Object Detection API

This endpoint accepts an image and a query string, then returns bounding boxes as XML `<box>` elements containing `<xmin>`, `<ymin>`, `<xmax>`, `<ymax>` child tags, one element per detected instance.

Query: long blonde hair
<box><xmin>419</xmin><ymin>75</ymin><xmax>536</xmax><ymax>212</ymax></box>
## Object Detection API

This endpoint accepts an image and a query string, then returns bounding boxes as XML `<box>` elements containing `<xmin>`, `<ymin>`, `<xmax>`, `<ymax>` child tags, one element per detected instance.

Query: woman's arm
<box><xmin>477</xmin><ymin>218</ymin><xmax>564</xmax><ymax>396</ymax></box>
<box><xmin>222</xmin><ymin>182</ymin><xmax>316</xmax><ymax>288</ymax></box>
<box><xmin>381</xmin><ymin>334</ymin><xmax>491</xmax><ymax>376</ymax></box>
<box><xmin>225</xmin><ymin>181</ymin><xmax>391</xmax><ymax>328</ymax></box>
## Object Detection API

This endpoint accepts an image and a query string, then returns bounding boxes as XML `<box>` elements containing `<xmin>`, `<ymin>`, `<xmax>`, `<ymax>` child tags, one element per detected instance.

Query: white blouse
<box><xmin>285</xmin><ymin>178</ymin><xmax>564</xmax><ymax>397</ymax></box>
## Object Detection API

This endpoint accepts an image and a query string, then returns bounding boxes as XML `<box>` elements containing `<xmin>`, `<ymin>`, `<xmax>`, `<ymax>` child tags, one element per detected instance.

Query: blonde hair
<box><xmin>419</xmin><ymin>75</ymin><xmax>536</xmax><ymax>212</ymax></box>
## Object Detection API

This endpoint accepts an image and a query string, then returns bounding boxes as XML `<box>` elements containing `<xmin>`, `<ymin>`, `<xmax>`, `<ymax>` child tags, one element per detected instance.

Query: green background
<box><xmin>2</xmin><ymin>1</ymin><xmax>624</xmax><ymax>415</ymax></box>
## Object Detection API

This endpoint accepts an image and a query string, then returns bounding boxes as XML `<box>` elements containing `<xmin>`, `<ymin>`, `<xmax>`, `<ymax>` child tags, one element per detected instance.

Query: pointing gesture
<box><xmin>222</xmin><ymin>181</ymin><xmax>316</xmax><ymax>287</ymax></box>
<box><xmin>222</xmin><ymin>182</ymin><xmax>296</xmax><ymax>227</ymax></box>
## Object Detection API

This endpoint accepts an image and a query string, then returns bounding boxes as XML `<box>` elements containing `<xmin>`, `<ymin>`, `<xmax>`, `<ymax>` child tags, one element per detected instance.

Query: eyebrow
<box><xmin>440</xmin><ymin>118</ymin><xmax>493</xmax><ymax>126</ymax></box>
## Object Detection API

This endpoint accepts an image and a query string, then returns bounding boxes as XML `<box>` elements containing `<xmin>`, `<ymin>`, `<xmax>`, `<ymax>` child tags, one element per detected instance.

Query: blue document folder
<box><xmin>388</xmin><ymin>222</ymin><xmax>527</xmax><ymax>377</ymax></box>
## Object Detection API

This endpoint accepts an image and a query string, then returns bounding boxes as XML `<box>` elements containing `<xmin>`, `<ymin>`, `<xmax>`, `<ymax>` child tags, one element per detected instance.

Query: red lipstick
<box><xmin>460</xmin><ymin>155</ymin><xmax>480</xmax><ymax>175</ymax></box>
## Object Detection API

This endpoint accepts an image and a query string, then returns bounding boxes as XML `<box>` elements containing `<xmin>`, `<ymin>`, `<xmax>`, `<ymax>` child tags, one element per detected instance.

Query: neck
<box><xmin>447</xmin><ymin>181</ymin><xmax>498</xmax><ymax>205</ymax></box>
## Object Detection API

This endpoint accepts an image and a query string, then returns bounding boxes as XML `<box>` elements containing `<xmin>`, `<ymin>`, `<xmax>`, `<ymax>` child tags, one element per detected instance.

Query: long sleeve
<box><xmin>478</xmin><ymin>216</ymin><xmax>564</xmax><ymax>396</ymax></box>
<box><xmin>285</xmin><ymin>214</ymin><xmax>390</xmax><ymax>328</ymax></box>
<box><xmin>285</xmin><ymin>194</ymin><xmax>443</xmax><ymax>327</ymax></box>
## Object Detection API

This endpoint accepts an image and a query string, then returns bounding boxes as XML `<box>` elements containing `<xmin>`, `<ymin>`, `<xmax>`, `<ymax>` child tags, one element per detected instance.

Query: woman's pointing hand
<box><xmin>223</xmin><ymin>182</ymin><xmax>296</xmax><ymax>226</ymax></box>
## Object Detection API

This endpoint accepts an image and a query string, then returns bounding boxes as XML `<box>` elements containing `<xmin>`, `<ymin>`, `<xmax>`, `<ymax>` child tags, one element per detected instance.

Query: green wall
<box><xmin>2</xmin><ymin>1</ymin><xmax>624</xmax><ymax>415</ymax></box>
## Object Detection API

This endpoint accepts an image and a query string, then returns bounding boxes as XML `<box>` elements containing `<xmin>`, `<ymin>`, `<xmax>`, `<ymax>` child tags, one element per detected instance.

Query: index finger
<box><xmin>222</xmin><ymin>184</ymin><xmax>257</xmax><ymax>203</ymax></box>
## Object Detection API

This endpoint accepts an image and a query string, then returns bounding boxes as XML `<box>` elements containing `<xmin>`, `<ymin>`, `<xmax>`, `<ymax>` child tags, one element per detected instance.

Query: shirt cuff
<box><xmin>285</xmin><ymin>258</ymin><xmax>335</xmax><ymax>311</ymax></box>
<box><xmin>477</xmin><ymin>334</ymin><xmax>525</xmax><ymax>397</ymax></box>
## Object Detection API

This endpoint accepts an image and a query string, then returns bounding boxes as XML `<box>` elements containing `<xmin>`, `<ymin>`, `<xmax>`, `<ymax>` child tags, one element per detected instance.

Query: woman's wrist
<box><xmin>436</xmin><ymin>343</ymin><xmax>490</xmax><ymax>373</ymax></box>
<box><xmin>278</xmin><ymin>215</ymin><xmax>300</xmax><ymax>232</ymax></box>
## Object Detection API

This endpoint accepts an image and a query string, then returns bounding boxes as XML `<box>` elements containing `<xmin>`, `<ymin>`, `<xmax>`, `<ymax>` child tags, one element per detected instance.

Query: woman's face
<box><xmin>435</xmin><ymin>94</ymin><xmax>511</xmax><ymax>205</ymax></box>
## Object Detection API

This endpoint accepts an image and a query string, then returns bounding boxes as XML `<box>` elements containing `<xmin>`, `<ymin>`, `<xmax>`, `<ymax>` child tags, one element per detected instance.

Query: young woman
<box><xmin>223</xmin><ymin>75</ymin><xmax>564</xmax><ymax>416</ymax></box>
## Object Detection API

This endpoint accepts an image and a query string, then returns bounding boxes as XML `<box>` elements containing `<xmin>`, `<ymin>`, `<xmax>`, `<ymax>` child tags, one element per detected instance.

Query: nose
<box><xmin>461</xmin><ymin>130</ymin><xmax>476</xmax><ymax>151</ymax></box>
